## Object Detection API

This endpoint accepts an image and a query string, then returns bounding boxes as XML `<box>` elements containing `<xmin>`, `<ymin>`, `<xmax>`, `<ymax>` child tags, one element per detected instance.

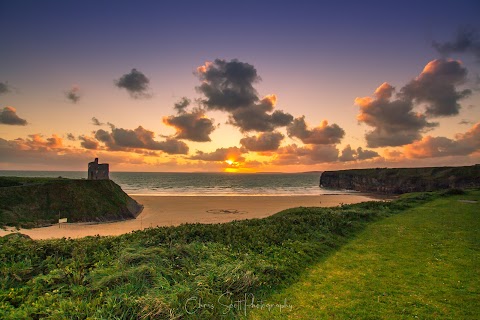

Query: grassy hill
<box><xmin>2</xmin><ymin>187</ymin><xmax>476</xmax><ymax>318</ymax></box>
<box><xmin>0</xmin><ymin>177</ymin><xmax>143</xmax><ymax>228</ymax></box>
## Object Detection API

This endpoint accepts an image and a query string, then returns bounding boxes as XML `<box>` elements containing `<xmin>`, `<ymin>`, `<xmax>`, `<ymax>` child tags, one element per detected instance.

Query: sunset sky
<box><xmin>1</xmin><ymin>0</ymin><xmax>480</xmax><ymax>172</ymax></box>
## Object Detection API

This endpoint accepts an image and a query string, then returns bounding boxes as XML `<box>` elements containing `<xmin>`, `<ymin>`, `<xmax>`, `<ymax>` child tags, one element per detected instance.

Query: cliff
<box><xmin>0</xmin><ymin>177</ymin><xmax>143</xmax><ymax>228</ymax></box>
<box><xmin>320</xmin><ymin>165</ymin><xmax>480</xmax><ymax>194</ymax></box>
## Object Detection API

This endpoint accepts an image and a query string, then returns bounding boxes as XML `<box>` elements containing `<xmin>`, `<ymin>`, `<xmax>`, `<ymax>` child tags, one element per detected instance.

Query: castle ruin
<box><xmin>88</xmin><ymin>158</ymin><xmax>109</xmax><ymax>180</ymax></box>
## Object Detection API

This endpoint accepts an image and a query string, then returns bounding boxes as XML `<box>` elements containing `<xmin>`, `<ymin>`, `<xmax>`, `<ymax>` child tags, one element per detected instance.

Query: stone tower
<box><xmin>88</xmin><ymin>158</ymin><xmax>109</xmax><ymax>180</ymax></box>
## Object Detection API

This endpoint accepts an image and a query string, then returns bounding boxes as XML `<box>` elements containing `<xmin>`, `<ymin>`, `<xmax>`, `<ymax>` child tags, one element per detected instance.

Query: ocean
<box><xmin>0</xmin><ymin>171</ymin><xmax>350</xmax><ymax>196</ymax></box>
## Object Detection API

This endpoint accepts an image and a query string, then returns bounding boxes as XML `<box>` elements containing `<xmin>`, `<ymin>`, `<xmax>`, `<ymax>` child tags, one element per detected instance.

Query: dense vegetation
<box><xmin>0</xmin><ymin>191</ymin><xmax>446</xmax><ymax>319</ymax></box>
<box><xmin>0</xmin><ymin>177</ymin><xmax>142</xmax><ymax>228</ymax></box>
<box><xmin>320</xmin><ymin>165</ymin><xmax>480</xmax><ymax>194</ymax></box>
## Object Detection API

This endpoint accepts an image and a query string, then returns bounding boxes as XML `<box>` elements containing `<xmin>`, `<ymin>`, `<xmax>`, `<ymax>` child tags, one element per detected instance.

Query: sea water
<box><xmin>0</xmin><ymin>171</ymin><xmax>351</xmax><ymax>196</ymax></box>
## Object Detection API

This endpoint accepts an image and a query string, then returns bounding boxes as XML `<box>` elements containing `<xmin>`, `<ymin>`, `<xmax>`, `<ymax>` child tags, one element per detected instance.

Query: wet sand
<box><xmin>0</xmin><ymin>194</ymin><xmax>378</xmax><ymax>240</ymax></box>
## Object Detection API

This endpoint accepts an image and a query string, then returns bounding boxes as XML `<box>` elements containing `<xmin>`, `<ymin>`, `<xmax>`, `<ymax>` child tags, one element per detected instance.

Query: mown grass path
<box><xmin>250</xmin><ymin>191</ymin><xmax>480</xmax><ymax>319</ymax></box>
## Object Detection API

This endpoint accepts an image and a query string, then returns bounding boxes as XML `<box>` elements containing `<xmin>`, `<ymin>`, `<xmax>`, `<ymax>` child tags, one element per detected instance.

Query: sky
<box><xmin>1</xmin><ymin>0</ymin><xmax>480</xmax><ymax>172</ymax></box>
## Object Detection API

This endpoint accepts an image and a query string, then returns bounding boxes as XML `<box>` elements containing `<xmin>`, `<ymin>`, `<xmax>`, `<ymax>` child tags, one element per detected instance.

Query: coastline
<box><xmin>0</xmin><ymin>194</ymin><xmax>379</xmax><ymax>240</ymax></box>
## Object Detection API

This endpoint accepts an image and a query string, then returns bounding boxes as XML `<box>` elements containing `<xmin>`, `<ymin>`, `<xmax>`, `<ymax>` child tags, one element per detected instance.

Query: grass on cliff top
<box><xmin>0</xmin><ymin>177</ymin><xmax>136</xmax><ymax>228</ymax></box>
<box><xmin>325</xmin><ymin>164</ymin><xmax>480</xmax><ymax>180</ymax></box>
<box><xmin>0</xmin><ymin>176</ymin><xmax>71</xmax><ymax>188</ymax></box>
<box><xmin>250</xmin><ymin>189</ymin><xmax>480</xmax><ymax>319</ymax></box>
<box><xmin>0</xmin><ymin>190</ymin><xmax>458</xmax><ymax>319</ymax></box>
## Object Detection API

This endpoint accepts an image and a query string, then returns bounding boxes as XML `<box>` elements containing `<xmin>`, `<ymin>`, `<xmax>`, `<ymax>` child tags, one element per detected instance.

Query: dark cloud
<box><xmin>91</xmin><ymin>117</ymin><xmax>104</xmax><ymax>126</ymax></box>
<box><xmin>196</xmin><ymin>59</ymin><xmax>260</xmax><ymax>111</ymax></box>
<box><xmin>0</xmin><ymin>107</ymin><xmax>28</xmax><ymax>126</ymax></box>
<box><xmin>433</xmin><ymin>26</ymin><xmax>480</xmax><ymax>61</ymax></box>
<box><xmin>356</xmin><ymin>147</ymin><xmax>380</xmax><ymax>160</ymax></box>
<box><xmin>338</xmin><ymin>145</ymin><xmax>356</xmax><ymax>162</ymax></box>
<box><xmin>79</xmin><ymin>135</ymin><xmax>99</xmax><ymax>150</ymax></box>
<box><xmin>65</xmin><ymin>86</ymin><xmax>81</xmax><ymax>103</ymax></box>
<box><xmin>152</xmin><ymin>138</ymin><xmax>188</xmax><ymax>155</ymax></box>
<box><xmin>356</xmin><ymin>82</ymin><xmax>437</xmax><ymax>147</ymax></box>
<box><xmin>190</xmin><ymin>147</ymin><xmax>245</xmax><ymax>162</ymax></box>
<box><xmin>227</xmin><ymin>95</ymin><xmax>293</xmax><ymax>132</ymax></box>
<box><xmin>163</xmin><ymin>108</ymin><xmax>216</xmax><ymax>142</ymax></box>
<box><xmin>66</xmin><ymin>133</ymin><xmax>76</xmax><ymax>141</ymax></box>
<box><xmin>272</xmin><ymin>144</ymin><xmax>339</xmax><ymax>165</ymax></box>
<box><xmin>404</xmin><ymin>122</ymin><xmax>480</xmax><ymax>158</ymax></box>
<box><xmin>240</xmin><ymin>131</ymin><xmax>284</xmax><ymax>151</ymax></box>
<box><xmin>196</xmin><ymin>59</ymin><xmax>293</xmax><ymax>133</ymax></box>
<box><xmin>0</xmin><ymin>82</ymin><xmax>11</xmax><ymax>95</ymax></box>
<box><xmin>287</xmin><ymin>116</ymin><xmax>345</xmax><ymax>145</ymax></box>
<box><xmin>297</xmin><ymin>145</ymin><xmax>339</xmax><ymax>163</ymax></box>
<box><xmin>174</xmin><ymin>97</ymin><xmax>191</xmax><ymax>113</ymax></box>
<box><xmin>115</xmin><ymin>68</ymin><xmax>151</xmax><ymax>99</ymax></box>
<box><xmin>94</xmin><ymin>129</ymin><xmax>114</xmax><ymax>146</ymax></box>
<box><xmin>338</xmin><ymin>145</ymin><xmax>380</xmax><ymax>162</ymax></box>
<box><xmin>94</xmin><ymin>125</ymin><xmax>188</xmax><ymax>154</ymax></box>
<box><xmin>400</xmin><ymin>59</ymin><xmax>471</xmax><ymax>117</ymax></box>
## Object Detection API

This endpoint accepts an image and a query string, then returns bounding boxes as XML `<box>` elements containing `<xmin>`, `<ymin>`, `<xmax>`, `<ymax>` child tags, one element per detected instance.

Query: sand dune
<box><xmin>0</xmin><ymin>194</ymin><xmax>378</xmax><ymax>240</ymax></box>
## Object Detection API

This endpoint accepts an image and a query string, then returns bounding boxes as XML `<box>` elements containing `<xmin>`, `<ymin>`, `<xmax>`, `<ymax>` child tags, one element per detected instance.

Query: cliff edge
<box><xmin>0</xmin><ymin>177</ymin><xmax>143</xmax><ymax>228</ymax></box>
<box><xmin>320</xmin><ymin>165</ymin><xmax>480</xmax><ymax>194</ymax></box>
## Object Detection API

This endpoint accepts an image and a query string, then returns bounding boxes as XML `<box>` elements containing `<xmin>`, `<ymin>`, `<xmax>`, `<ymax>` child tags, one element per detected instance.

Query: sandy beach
<box><xmin>0</xmin><ymin>194</ymin><xmax>378</xmax><ymax>240</ymax></box>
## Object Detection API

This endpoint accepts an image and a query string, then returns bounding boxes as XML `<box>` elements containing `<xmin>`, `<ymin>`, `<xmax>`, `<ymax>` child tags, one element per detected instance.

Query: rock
<box><xmin>319</xmin><ymin>165</ymin><xmax>480</xmax><ymax>194</ymax></box>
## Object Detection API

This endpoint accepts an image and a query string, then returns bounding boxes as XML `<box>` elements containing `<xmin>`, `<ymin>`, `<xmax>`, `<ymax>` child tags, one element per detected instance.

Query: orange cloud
<box><xmin>382</xmin><ymin>148</ymin><xmax>405</xmax><ymax>160</ymax></box>
<box><xmin>261</xmin><ymin>94</ymin><xmax>277</xmax><ymax>107</ymax></box>
<box><xmin>421</xmin><ymin>58</ymin><xmax>459</xmax><ymax>74</ymax></box>
<box><xmin>0</xmin><ymin>133</ymin><xmax>177</xmax><ymax>171</ymax></box>
<box><xmin>374</xmin><ymin>82</ymin><xmax>395</xmax><ymax>100</ymax></box>
<box><xmin>196</xmin><ymin>61</ymin><xmax>212</xmax><ymax>74</ymax></box>
<box><xmin>190</xmin><ymin>146</ymin><xmax>246</xmax><ymax>163</ymax></box>
<box><xmin>455</xmin><ymin>122</ymin><xmax>480</xmax><ymax>140</ymax></box>
<box><xmin>15</xmin><ymin>134</ymin><xmax>63</xmax><ymax>151</ymax></box>
<box><xmin>354</xmin><ymin>96</ymin><xmax>372</xmax><ymax>109</ymax></box>
<box><xmin>403</xmin><ymin>122</ymin><xmax>480</xmax><ymax>158</ymax></box>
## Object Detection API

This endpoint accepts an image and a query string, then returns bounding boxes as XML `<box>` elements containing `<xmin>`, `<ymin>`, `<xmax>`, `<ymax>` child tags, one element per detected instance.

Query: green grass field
<box><xmin>1</xmin><ymin>189</ymin><xmax>478</xmax><ymax>319</ymax></box>
<box><xmin>250</xmin><ymin>190</ymin><xmax>480</xmax><ymax>319</ymax></box>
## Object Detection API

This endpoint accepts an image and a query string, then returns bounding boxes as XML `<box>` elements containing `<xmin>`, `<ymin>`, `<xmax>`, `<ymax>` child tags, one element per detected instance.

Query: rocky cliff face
<box><xmin>320</xmin><ymin>165</ymin><xmax>480</xmax><ymax>194</ymax></box>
